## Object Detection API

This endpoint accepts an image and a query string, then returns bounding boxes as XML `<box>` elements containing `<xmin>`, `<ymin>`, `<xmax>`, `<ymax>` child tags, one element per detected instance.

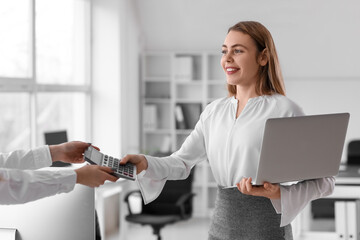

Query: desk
<box><xmin>336</xmin><ymin>165</ymin><xmax>360</xmax><ymax>185</ymax></box>
<box><xmin>296</xmin><ymin>165</ymin><xmax>360</xmax><ymax>240</ymax></box>
<box><xmin>0</xmin><ymin>184</ymin><xmax>95</xmax><ymax>240</ymax></box>
<box><xmin>95</xmin><ymin>179</ymin><xmax>138</xmax><ymax>240</ymax></box>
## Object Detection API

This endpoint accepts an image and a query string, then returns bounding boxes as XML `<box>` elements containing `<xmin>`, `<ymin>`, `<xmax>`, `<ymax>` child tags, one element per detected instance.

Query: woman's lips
<box><xmin>226</xmin><ymin>67</ymin><xmax>239</xmax><ymax>75</ymax></box>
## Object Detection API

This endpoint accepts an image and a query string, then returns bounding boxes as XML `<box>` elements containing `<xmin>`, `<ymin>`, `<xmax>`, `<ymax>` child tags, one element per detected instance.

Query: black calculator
<box><xmin>83</xmin><ymin>146</ymin><xmax>136</xmax><ymax>181</ymax></box>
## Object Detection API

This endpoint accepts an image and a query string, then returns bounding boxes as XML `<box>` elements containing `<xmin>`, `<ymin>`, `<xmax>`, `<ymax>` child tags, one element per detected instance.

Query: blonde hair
<box><xmin>226</xmin><ymin>21</ymin><xmax>285</xmax><ymax>96</ymax></box>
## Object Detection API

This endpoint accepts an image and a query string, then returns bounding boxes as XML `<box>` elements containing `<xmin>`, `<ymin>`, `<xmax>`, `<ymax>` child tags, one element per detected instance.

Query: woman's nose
<box><xmin>224</xmin><ymin>53</ymin><xmax>233</xmax><ymax>62</ymax></box>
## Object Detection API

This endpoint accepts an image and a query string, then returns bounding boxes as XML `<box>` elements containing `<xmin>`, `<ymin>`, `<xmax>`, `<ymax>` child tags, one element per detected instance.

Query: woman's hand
<box><xmin>120</xmin><ymin>154</ymin><xmax>148</xmax><ymax>174</ymax></box>
<box><xmin>49</xmin><ymin>141</ymin><xmax>99</xmax><ymax>164</ymax></box>
<box><xmin>75</xmin><ymin>165</ymin><xmax>118</xmax><ymax>187</ymax></box>
<box><xmin>236</xmin><ymin>177</ymin><xmax>280</xmax><ymax>199</ymax></box>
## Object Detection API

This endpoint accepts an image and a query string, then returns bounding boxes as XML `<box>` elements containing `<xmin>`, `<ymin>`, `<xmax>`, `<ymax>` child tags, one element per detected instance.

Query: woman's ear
<box><xmin>258</xmin><ymin>48</ymin><xmax>268</xmax><ymax>66</ymax></box>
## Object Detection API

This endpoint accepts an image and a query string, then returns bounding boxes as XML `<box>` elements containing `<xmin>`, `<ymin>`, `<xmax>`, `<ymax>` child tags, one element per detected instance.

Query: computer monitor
<box><xmin>44</xmin><ymin>130</ymin><xmax>70</xmax><ymax>167</ymax></box>
<box><xmin>0</xmin><ymin>184</ymin><xmax>95</xmax><ymax>240</ymax></box>
<box><xmin>44</xmin><ymin>130</ymin><xmax>68</xmax><ymax>145</ymax></box>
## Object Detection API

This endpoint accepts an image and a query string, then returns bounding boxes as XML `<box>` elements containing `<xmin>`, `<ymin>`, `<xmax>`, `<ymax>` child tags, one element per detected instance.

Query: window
<box><xmin>0</xmin><ymin>93</ymin><xmax>31</xmax><ymax>152</ymax></box>
<box><xmin>0</xmin><ymin>0</ymin><xmax>32</xmax><ymax>78</ymax></box>
<box><xmin>0</xmin><ymin>0</ymin><xmax>91</xmax><ymax>152</ymax></box>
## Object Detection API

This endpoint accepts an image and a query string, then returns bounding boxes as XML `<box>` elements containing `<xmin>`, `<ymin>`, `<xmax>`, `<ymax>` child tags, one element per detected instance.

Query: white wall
<box><xmin>92</xmin><ymin>0</ymin><xmax>141</xmax><ymax>156</ymax></box>
<box><xmin>134</xmin><ymin>0</ymin><xmax>360</xmax><ymax>159</ymax></box>
<box><xmin>118</xmin><ymin>0</ymin><xmax>142</xmax><ymax>155</ymax></box>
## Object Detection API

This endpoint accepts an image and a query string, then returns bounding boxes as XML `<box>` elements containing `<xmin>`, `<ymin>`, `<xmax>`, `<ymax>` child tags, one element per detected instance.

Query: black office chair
<box><xmin>347</xmin><ymin>140</ymin><xmax>360</xmax><ymax>165</ymax></box>
<box><xmin>124</xmin><ymin>169</ymin><xmax>195</xmax><ymax>240</ymax></box>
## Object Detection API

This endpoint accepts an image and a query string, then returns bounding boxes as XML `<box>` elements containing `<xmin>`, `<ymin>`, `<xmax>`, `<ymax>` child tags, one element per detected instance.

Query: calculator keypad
<box><xmin>103</xmin><ymin>155</ymin><xmax>136</xmax><ymax>180</ymax></box>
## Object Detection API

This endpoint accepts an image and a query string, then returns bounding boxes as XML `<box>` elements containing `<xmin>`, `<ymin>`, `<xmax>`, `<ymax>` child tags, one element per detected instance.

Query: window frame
<box><xmin>0</xmin><ymin>0</ymin><xmax>92</xmax><ymax>148</ymax></box>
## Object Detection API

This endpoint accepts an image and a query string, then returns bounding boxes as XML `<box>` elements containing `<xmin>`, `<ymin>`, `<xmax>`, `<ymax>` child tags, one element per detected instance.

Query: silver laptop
<box><xmin>252</xmin><ymin>112</ymin><xmax>350</xmax><ymax>185</ymax></box>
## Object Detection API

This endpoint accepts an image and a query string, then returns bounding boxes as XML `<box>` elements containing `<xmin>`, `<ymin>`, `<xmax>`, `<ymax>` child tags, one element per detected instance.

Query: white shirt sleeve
<box><xmin>0</xmin><ymin>168</ymin><xmax>76</xmax><ymax>204</ymax></box>
<box><xmin>270</xmin><ymin>176</ymin><xmax>335</xmax><ymax>226</ymax></box>
<box><xmin>137</xmin><ymin>113</ymin><xmax>208</xmax><ymax>204</ymax></box>
<box><xmin>0</xmin><ymin>146</ymin><xmax>77</xmax><ymax>204</ymax></box>
<box><xmin>0</xmin><ymin>145</ymin><xmax>52</xmax><ymax>170</ymax></box>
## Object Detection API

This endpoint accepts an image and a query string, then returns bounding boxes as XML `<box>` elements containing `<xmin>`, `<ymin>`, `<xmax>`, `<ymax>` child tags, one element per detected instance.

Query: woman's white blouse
<box><xmin>137</xmin><ymin>94</ymin><xmax>335</xmax><ymax>227</ymax></box>
<box><xmin>0</xmin><ymin>146</ymin><xmax>76</xmax><ymax>204</ymax></box>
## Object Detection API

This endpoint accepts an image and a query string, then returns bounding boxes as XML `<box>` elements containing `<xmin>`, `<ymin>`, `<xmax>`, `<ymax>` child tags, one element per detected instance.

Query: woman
<box><xmin>122</xmin><ymin>21</ymin><xmax>335</xmax><ymax>239</ymax></box>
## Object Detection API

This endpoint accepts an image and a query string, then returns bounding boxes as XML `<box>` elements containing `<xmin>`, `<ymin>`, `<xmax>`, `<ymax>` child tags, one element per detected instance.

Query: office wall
<box><xmin>92</xmin><ymin>0</ymin><xmax>141</xmax><ymax>156</ymax></box>
<box><xmin>118</xmin><ymin>0</ymin><xmax>142</xmax><ymax>155</ymax></box>
<box><xmin>134</xmin><ymin>0</ymin><xmax>360</xmax><ymax>159</ymax></box>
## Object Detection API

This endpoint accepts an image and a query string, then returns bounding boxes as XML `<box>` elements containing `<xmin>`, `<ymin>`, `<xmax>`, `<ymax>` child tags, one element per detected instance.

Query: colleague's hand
<box><xmin>49</xmin><ymin>141</ymin><xmax>99</xmax><ymax>164</ymax></box>
<box><xmin>236</xmin><ymin>177</ymin><xmax>280</xmax><ymax>199</ymax></box>
<box><xmin>120</xmin><ymin>154</ymin><xmax>148</xmax><ymax>174</ymax></box>
<box><xmin>75</xmin><ymin>165</ymin><xmax>118</xmax><ymax>187</ymax></box>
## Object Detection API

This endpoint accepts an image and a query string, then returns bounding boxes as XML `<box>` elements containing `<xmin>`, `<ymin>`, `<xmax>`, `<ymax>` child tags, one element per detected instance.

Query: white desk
<box><xmin>95</xmin><ymin>179</ymin><xmax>138</xmax><ymax>240</ymax></box>
<box><xmin>0</xmin><ymin>184</ymin><xmax>95</xmax><ymax>240</ymax></box>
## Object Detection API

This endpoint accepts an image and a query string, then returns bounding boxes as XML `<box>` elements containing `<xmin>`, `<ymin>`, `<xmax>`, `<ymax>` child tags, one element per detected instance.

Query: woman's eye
<box><xmin>234</xmin><ymin>49</ymin><xmax>243</xmax><ymax>54</ymax></box>
<box><xmin>221</xmin><ymin>50</ymin><xmax>227</xmax><ymax>55</ymax></box>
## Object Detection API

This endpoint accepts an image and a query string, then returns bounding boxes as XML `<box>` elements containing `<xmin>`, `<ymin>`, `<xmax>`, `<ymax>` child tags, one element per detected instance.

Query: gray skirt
<box><xmin>208</xmin><ymin>186</ymin><xmax>293</xmax><ymax>240</ymax></box>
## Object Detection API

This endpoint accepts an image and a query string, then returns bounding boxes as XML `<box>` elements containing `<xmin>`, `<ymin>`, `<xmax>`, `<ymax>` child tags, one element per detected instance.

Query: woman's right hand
<box><xmin>120</xmin><ymin>154</ymin><xmax>148</xmax><ymax>174</ymax></box>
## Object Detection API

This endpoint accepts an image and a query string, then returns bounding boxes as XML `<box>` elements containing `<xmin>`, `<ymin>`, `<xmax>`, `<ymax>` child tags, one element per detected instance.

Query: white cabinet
<box><xmin>296</xmin><ymin>185</ymin><xmax>360</xmax><ymax>240</ymax></box>
<box><xmin>140</xmin><ymin>51</ymin><xmax>226</xmax><ymax>217</ymax></box>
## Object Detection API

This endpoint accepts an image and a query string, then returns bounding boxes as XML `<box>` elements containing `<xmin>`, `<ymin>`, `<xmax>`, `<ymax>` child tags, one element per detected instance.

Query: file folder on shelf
<box><xmin>335</xmin><ymin>200</ymin><xmax>360</xmax><ymax>240</ymax></box>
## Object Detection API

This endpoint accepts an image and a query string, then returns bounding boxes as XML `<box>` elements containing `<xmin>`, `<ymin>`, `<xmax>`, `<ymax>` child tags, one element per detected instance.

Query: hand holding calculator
<box><xmin>83</xmin><ymin>146</ymin><xmax>136</xmax><ymax>181</ymax></box>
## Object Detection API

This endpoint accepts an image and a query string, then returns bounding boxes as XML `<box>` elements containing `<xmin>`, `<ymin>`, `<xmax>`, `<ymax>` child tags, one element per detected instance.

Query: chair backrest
<box><xmin>347</xmin><ymin>140</ymin><xmax>360</xmax><ymax>165</ymax></box>
<box><xmin>142</xmin><ymin>168</ymin><xmax>194</xmax><ymax>217</ymax></box>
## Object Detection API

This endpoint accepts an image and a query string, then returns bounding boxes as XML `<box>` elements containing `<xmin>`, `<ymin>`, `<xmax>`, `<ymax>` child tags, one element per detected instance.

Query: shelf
<box><xmin>144</xmin><ymin>81</ymin><xmax>171</xmax><ymax>99</ymax></box>
<box><xmin>174</xmin><ymin>81</ymin><xmax>202</xmax><ymax>85</ymax></box>
<box><xmin>141</xmin><ymin>51</ymin><xmax>224</xmax><ymax>218</ymax></box>
<box><xmin>144</xmin><ymin>77</ymin><xmax>171</xmax><ymax>82</ymax></box>
<box><xmin>143</xmin><ymin>54</ymin><xmax>171</xmax><ymax>79</ymax></box>
<box><xmin>175</xmin><ymin>98</ymin><xmax>202</xmax><ymax>103</ymax></box>
<box><xmin>144</xmin><ymin>98</ymin><xmax>171</xmax><ymax>103</ymax></box>
<box><xmin>175</xmin><ymin>83</ymin><xmax>203</xmax><ymax>100</ymax></box>
<box><xmin>144</xmin><ymin>129</ymin><xmax>172</xmax><ymax>134</ymax></box>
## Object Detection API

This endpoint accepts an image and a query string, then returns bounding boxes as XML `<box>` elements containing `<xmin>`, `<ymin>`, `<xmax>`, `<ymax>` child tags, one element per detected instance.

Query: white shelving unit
<box><xmin>140</xmin><ymin>51</ymin><xmax>227</xmax><ymax>217</ymax></box>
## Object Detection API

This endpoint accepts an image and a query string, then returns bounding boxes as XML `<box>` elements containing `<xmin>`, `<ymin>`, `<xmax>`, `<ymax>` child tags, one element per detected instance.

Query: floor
<box><xmin>108</xmin><ymin>217</ymin><xmax>211</xmax><ymax>240</ymax></box>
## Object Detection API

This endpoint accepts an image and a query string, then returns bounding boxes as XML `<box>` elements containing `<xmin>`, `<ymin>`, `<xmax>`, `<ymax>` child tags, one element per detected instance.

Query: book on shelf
<box><xmin>143</xmin><ymin>104</ymin><xmax>157</xmax><ymax>130</ymax></box>
<box><xmin>175</xmin><ymin>103</ymin><xmax>202</xmax><ymax>130</ymax></box>
<box><xmin>175</xmin><ymin>104</ymin><xmax>187</xmax><ymax>129</ymax></box>
<box><xmin>181</xmin><ymin>103</ymin><xmax>202</xmax><ymax>129</ymax></box>
<box><xmin>174</xmin><ymin>56</ymin><xmax>193</xmax><ymax>82</ymax></box>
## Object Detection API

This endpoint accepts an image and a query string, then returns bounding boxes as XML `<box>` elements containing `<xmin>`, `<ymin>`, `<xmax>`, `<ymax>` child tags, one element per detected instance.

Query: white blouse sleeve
<box><xmin>137</xmin><ymin>112</ymin><xmax>208</xmax><ymax>204</ymax></box>
<box><xmin>0</xmin><ymin>146</ymin><xmax>52</xmax><ymax>170</ymax></box>
<box><xmin>270</xmin><ymin>176</ymin><xmax>335</xmax><ymax>226</ymax></box>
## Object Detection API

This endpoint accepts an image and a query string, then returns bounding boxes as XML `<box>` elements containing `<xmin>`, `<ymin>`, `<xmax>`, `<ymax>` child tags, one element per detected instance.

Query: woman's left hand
<box><xmin>236</xmin><ymin>177</ymin><xmax>281</xmax><ymax>199</ymax></box>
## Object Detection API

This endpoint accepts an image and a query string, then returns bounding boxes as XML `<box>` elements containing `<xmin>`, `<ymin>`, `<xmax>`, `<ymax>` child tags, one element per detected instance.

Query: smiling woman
<box><xmin>122</xmin><ymin>20</ymin><xmax>335</xmax><ymax>240</ymax></box>
<box><xmin>223</xmin><ymin>21</ymin><xmax>285</xmax><ymax>98</ymax></box>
